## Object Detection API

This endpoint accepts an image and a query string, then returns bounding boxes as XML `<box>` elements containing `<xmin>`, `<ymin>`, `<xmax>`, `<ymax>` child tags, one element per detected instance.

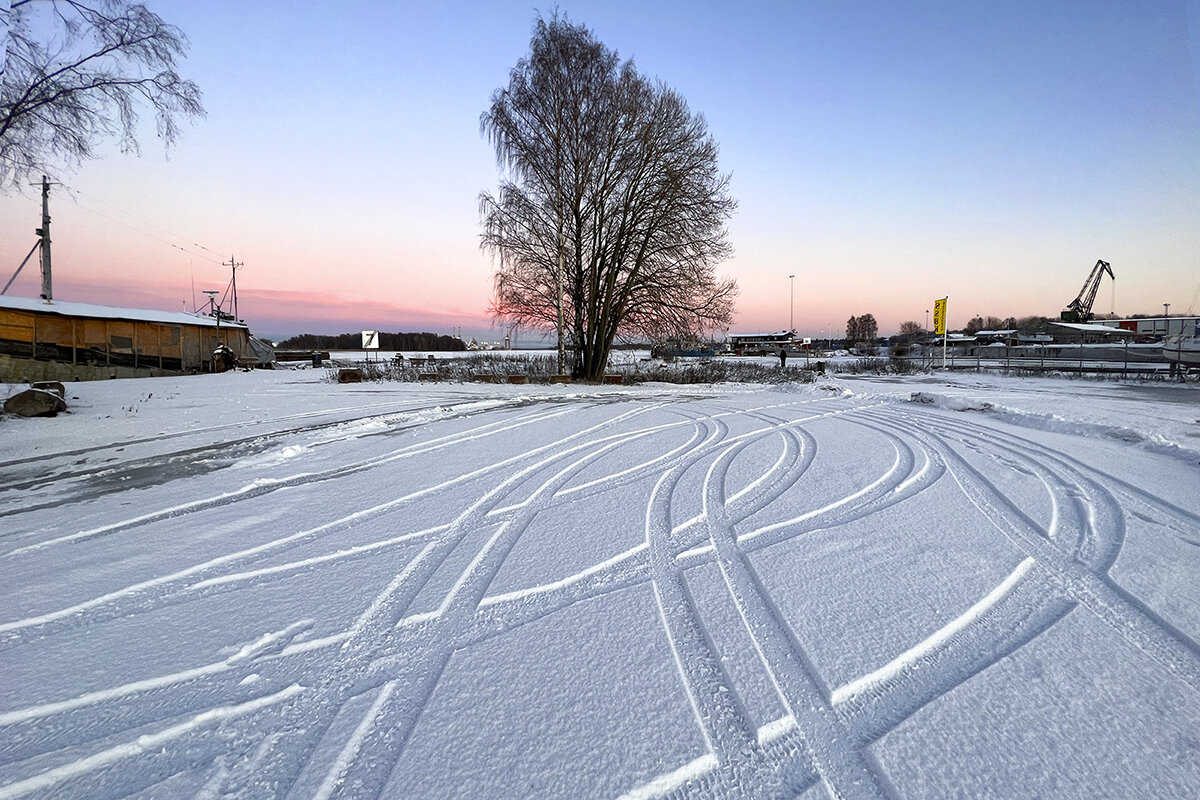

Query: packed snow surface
<box><xmin>1</xmin><ymin>368</ymin><xmax>1198</xmax><ymax>799</ymax></box>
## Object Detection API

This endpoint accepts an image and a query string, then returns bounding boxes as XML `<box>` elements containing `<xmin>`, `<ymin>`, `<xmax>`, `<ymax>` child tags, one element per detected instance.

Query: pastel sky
<box><xmin>3</xmin><ymin>0</ymin><xmax>1199</xmax><ymax>343</ymax></box>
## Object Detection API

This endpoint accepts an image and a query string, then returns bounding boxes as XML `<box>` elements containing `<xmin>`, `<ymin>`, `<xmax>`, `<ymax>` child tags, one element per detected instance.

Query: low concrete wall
<box><xmin>0</xmin><ymin>355</ymin><xmax>182</xmax><ymax>383</ymax></box>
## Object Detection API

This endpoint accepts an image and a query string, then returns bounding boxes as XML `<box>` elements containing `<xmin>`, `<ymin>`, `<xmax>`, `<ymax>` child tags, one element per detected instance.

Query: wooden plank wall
<box><xmin>1</xmin><ymin>307</ymin><xmax>250</xmax><ymax>372</ymax></box>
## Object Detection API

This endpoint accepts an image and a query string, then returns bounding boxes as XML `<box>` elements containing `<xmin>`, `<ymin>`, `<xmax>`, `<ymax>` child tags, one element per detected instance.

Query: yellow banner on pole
<box><xmin>933</xmin><ymin>297</ymin><xmax>947</xmax><ymax>335</ymax></box>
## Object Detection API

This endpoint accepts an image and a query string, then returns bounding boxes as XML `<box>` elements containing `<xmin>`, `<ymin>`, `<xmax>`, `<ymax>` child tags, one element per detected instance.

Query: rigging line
<box><xmin>58</xmin><ymin>181</ymin><xmax>226</xmax><ymax>264</ymax></box>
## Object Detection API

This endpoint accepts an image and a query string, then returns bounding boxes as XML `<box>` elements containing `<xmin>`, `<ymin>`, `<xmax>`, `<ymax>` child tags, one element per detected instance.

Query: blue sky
<box><xmin>2</xmin><ymin>0</ymin><xmax>1198</xmax><ymax>342</ymax></box>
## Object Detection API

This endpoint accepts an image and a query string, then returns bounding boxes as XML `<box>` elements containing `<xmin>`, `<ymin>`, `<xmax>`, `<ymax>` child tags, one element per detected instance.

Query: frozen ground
<box><xmin>1</xmin><ymin>368</ymin><xmax>1198</xmax><ymax>799</ymax></box>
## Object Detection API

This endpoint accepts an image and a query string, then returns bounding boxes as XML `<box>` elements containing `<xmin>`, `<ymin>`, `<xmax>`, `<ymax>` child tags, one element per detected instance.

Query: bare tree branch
<box><xmin>1</xmin><ymin>0</ymin><xmax>204</xmax><ymax>190</ymax></box>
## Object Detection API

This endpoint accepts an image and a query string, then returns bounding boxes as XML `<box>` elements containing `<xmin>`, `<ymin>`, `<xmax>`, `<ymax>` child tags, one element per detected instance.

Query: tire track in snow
<box><xmin>704</xmin><ymin>413</ymin><xmax>944</xmax><ymax>560</ymax></box>
<box><xmin>0</xmin><ymin>403</ymin><xmax>807</xmax><ymax>775</ymax></box>
<box><xmin>904</xmin><ymin>409</ymin><xmax>1200</xmax><ymax>696</ymax></box>
<box><xmin>294</xmin><ymin>417</ymin><xmax>700</xmax><ymax>799</ymax></box>
<box><xmin>0</xmin><ymin>403</ymin><xmax>577</xmax><ymax>558</ymax></box>
<box><xmin>205</xmin><ymin>405</ymin><xmax>683</xmax><ymax>798</ymax></box>
<box><xmin>0</xmin><ymin>405</ymin><xmax>683</xmax><ymax>781</ymax></box>
<box><xmin>20</xmin><ymin>393</ymin><xmax>1181</xmax><ymax>799</ymax></box>
<box><xmin>0</xmin><ymin>684</ymin><xmax>303</xmax><ymax>800</ymax></box>
<box><xmin>640</xmin><ymin>408</ymin><xmax>945</xmax><ymax>798</ymax></box>
<box><xmin>2</xmin><ymin>395</ymin><xmax>916</xmax><ymax>800</ymax></box>
<box><xmin>646</xmin><ymin>457</ymin><xmax>764</xmax><ymax>792</ymax></box>
<box><xmin>0</xmin><ymin>395</ymin><xmax>436</xmax><ymax>469</ymax></box>
<box><xmin>0</xmin><ymin>399</ymin><xmax>844</xmax><ymax>643</ymax></box>
<box><xmin>698</xmin><ymin>436</ymin><xmax>894</xmax><ymax>800</ymax></box>
<box><xmin>914</xmin><ymin>409</ymin><xmax>1199</xmax><ymax>565</ymax></box>
<box><xmin>623</xmin><ymin>407</ymin><xmax>1083</xmax><ymax>799</ymax></box>
<box><xmin>0</xmin><ymin>403</ymin><xmax>654</xmax><ymax>642</ymax></box>
<box><xmin>756</xmin><ymin>402</ymin><xmax>1200</xmax><ymax>770</ymax></box>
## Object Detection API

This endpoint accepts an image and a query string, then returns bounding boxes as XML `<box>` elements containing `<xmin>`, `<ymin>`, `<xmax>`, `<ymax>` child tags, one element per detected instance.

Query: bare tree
<box><xmin>0</xmin><ymin>0</ymin><xmax>203</xmax><ymax>190</ymax></box>
<box><xmin>859</xmin><ymin>313</ymin><xmax>878</xmax><ymax>342</ymax></box>
<box><xmin>898</xmin><ymin>320</ymin><xmax>924</xmax><ymax>339</ymax></box>
<box><xmin>480</xmin><ymin>14</ymin><xmax>737</xmax><ymax>380</ymax></box>
<box><xmin>845</xmin><ymin>313</ymin><xmax>877</xmax><ymax>348</ymax></box>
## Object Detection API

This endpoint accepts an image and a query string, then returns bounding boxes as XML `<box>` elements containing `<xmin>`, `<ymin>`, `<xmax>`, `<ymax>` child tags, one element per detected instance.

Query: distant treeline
<box><xmin>276</xmin><ymin>332</ymin><xmax>467</xmax><ymax>351</ymax></box>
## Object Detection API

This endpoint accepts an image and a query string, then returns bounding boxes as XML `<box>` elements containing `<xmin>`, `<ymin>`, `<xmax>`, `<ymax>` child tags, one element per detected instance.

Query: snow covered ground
<box><xmin>1</xmin><ymin>367</ymin><xmax>1198</xmax><ymax>799</ymax></box>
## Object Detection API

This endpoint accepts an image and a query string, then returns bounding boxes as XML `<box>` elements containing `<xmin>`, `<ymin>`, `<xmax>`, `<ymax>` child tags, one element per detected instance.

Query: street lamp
<box><xmin>789</xmin><ymin>274</ymin><xmax>795</xmax><ymax>333</ymax></box>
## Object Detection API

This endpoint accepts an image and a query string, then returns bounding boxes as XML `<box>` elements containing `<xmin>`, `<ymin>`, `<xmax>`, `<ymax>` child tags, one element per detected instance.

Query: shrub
<box><xmin>325</xmin><ymin>354</ymin><xmax>818</xmax><ymax>386</ymax></box>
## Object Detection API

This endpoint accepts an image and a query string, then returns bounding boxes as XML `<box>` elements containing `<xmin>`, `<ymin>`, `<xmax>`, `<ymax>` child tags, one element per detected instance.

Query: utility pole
<box><xmin>223</xmin><ymin>255</ymin><xmax>244</xmax><ymax>321</ymax></box>
<box><xmin>789</xmin><ymin>274</ymin><xmax>795</xmax><ymax>333</ymax></box>
<box><xmin>36</xmin><ymin>175</ymin><xmax>55</xmax><ymax>300</ymax></box>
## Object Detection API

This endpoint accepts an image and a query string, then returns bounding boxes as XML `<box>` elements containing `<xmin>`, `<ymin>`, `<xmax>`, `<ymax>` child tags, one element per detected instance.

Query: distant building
<box><xmin>725</xmin><ymin>331</ymin><xmax>795</xmax><ymax>355</ymax></box>
<box><xmin>1093</xmin><ymin>316</ymin><xmax>1199</xmax><ymax>340</ymax></box>
<box><xmin>0</xmin><ymin>296</ymin><xmax>251</xmax><ymax>382</ymax></box>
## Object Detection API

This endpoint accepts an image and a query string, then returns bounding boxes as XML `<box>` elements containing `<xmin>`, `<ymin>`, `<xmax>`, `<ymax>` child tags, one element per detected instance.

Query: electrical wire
<box><xmin>59</xmin><ymin>181</ymin><xmax>225</xmax><ymax>266</ymax></box>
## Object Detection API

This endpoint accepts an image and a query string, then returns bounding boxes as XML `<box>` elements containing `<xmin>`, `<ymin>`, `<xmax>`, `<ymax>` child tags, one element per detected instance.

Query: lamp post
<box><xmin>789</xmin><ymin>274</ymin><xmax>795</xmax><ymax>333</ymax></box>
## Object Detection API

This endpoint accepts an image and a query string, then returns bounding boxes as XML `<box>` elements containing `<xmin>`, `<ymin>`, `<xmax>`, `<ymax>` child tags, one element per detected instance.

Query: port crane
<box><xmin>1060</xmin><ymin>259</ymin><xmax>1114</xmax><ymax>322</ymax></box>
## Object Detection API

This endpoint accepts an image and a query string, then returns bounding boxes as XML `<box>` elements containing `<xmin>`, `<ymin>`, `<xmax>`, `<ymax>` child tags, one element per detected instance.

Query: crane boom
<box><xmin>1061</xmin><ymin>259</ymin><xmax>1114</xmax><ymax>322</ymax></box>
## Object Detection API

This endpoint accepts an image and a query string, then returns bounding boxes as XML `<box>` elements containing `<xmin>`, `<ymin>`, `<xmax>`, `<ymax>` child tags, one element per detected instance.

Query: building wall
<box><xmin>0</xmin><ymin>307</ymin><xmax>249</xmax><ymax>382</ymax></box>
<box><xmin>1102</xmin><ymin>317</ymin><xmax>1199</xmax><ymax>338</ymax></box>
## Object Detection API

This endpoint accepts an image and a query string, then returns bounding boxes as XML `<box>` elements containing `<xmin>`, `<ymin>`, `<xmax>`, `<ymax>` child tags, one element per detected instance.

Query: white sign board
<box><xmin>361</xmin><ymin>330</ymin><xmax>379</xmax><ymax>349</ymax></box>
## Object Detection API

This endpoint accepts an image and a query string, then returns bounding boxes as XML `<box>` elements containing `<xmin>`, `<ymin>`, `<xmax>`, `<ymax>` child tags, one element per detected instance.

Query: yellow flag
<box><xmin>933</xmin><ymin>298</ymin><xmax>947</xmax><ymax>336</ymax></box>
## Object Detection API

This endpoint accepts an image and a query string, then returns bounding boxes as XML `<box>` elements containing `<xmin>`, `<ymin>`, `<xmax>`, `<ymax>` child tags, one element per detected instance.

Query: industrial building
<box><xmin>0</xmin><ymin>295</ymin><xmax>251</xmax><ymax>383</ymax></box>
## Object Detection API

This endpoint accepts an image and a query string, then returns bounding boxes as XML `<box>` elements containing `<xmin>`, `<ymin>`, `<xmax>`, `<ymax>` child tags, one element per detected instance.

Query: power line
<box><xmin>58</xmin><ymin>181</ymin><xmax>226</xmax><ymax>265</ymax></box>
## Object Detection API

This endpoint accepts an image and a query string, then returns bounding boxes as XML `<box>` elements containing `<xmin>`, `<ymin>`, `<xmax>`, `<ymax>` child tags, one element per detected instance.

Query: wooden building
<box><xmin>0</xmin><ymin>296</ymin><xmax>251</xmax><ymax>382</ymax></box>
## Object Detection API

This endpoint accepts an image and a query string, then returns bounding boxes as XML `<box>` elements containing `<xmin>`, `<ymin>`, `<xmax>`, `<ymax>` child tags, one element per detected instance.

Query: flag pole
<box><xmin>941</xmin><ymin>297</ymin><xmax>948</xmax><ymax>368</ymax></box>
<box><xmin>933</xmin><ymin>296</ymin><xmax>948</xmax><ymax>369</ymax></box>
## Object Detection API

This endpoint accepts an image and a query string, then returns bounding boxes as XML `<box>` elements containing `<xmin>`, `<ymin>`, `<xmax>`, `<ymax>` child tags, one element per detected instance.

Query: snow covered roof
<box><xmin>975</xmin><ymin>329</ymin><xmax>1017</xmax><ymax>336</ymax></box>
<box><xmin>0</xmin><ymin>295</ymin><xmax>248</xmax><ymax>330</ymax></box>
<box><xmin>1050</xmin><ymin>322</ymin><xmax>1133</xmax><ymax>335</ymax></box>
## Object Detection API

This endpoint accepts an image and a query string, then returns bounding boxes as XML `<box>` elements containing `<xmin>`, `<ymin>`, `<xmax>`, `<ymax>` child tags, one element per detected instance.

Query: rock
<box><xmin>4</xmin><ymin>388</ymin><xmax>68</xmax><ymax>417</ymax></box>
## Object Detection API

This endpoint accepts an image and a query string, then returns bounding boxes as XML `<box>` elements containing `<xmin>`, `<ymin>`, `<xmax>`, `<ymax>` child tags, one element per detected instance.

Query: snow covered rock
<box><xmin>3</xmin><ymin>387</ymin><xmax>67</xmax><ymax>417</ymax></box>
<box><xmin>31</xmin><ymin>380</ymin><xmax>66</xmax><ymax>399</ymax></box>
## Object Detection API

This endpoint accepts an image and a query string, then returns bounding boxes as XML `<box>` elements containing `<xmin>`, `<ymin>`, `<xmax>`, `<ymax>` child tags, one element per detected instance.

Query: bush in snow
<box><xmin>325</xmin><ymin>354</ymin><xmax>818</xmax><ymax>386</ymax></box>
